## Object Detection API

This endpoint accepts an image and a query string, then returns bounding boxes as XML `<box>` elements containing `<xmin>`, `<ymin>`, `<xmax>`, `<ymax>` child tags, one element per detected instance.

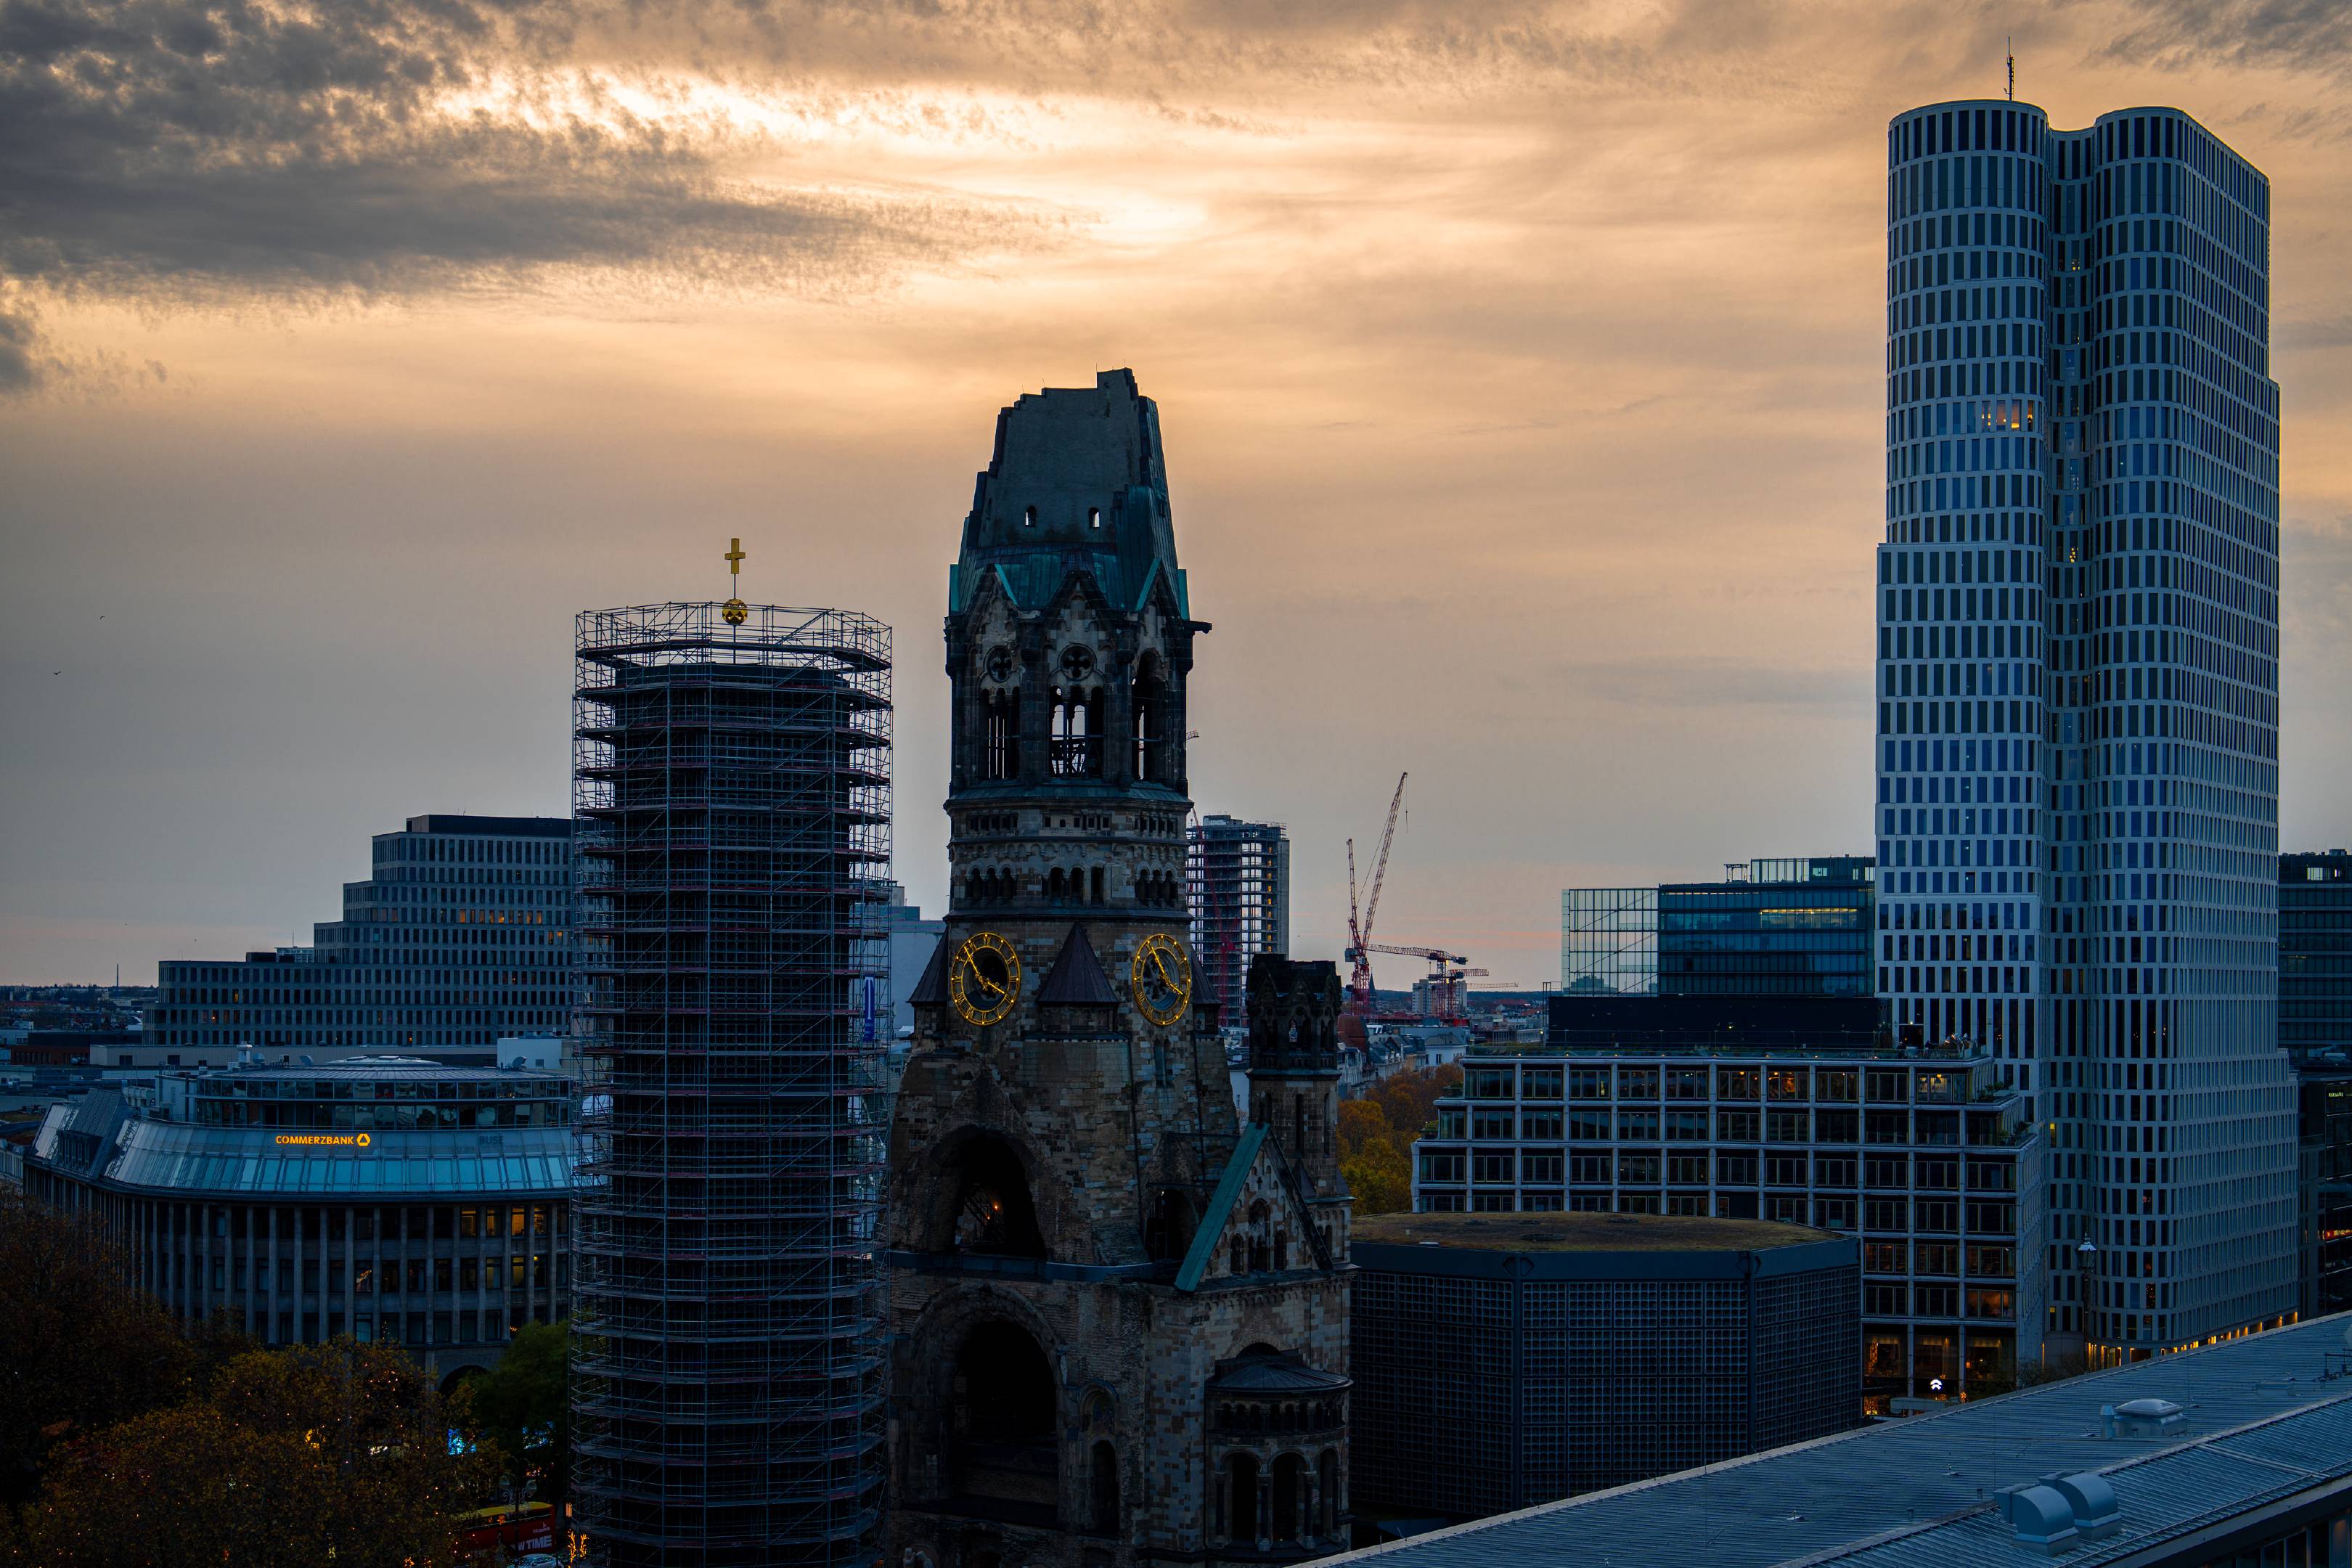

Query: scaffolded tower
<box><xmin>1185</xmin><ymin>814</ymin><xmax>1291</xmax><ymax>1028</ymax></box>
<box><xmin>570</xmin><ymin>602</ymin><xmax>892</xmax><ymax>1568</ymax></box>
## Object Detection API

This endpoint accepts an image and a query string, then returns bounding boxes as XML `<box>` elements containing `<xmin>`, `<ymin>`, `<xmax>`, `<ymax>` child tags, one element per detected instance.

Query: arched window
<box><xmin>1049</xmin><ymin>868</ymin><xmax>1068</xmax><ymax>900</ymax></box>
<box><xmin>1088</xmin><ymin>1439</ymin><xmax>1119</xmax><ymax>1536</ymax></box>
<box><xmin>1050</xmin><ymin>685</ymin><xmax>1103</xmax><ymax>777</ymax></box>
<box><xmin>1318</xmin><ymin>1449</ymin><xmax>1339</xmax><ymax>1536</ymax></box>
<box><xmin>984</xmin><ymin>690</ymin><xmax>1018</xmax><ymax>780</ymax></box>
<box><xmin>942</xmin><ymin>1136</ymin><xmax>1048</xmax><ymax>1259</ymax></box>
<box><xmin>1131</xmin><ymin>661</ymin><xmax>1164</xmax><ymax>781</ymax></box>
<box><xmin>1270</xmin><ymin>1453</ymin><xmax>1307</xmax><ymax>1543</ymax></box>
<box><xmin>952</xmin><ymin>1321</ymin><xmax>1057</xmax><ymax>1521</ymax></box>
<box><xmin>1226</xmin><ymin>1453</ymin><xmax>1261</xmax><ymax>1545</ymax></box>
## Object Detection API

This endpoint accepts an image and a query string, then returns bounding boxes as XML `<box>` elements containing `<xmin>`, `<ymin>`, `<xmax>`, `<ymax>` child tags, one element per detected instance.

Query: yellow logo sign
<box><xmin>273</xmin><ymin>1133</ymin><xmax>372</xmax><ymax>1148</ymax></box>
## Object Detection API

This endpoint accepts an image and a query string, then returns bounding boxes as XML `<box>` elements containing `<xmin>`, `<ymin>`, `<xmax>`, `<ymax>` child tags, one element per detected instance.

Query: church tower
<box><xmin>883</xmin><ymin>371</ymin><xmax>1351</xmax><ymax>1568</ymax></box>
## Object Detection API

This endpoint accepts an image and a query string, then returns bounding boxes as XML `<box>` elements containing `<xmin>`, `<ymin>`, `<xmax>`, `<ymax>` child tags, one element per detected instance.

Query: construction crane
<box><xmin>1360</xmin><ymin>943</ymin><xmax>1488</xmax><ymax>1021</ymax></box>
<box><xmin>1342</xmin><ymin>772</ymin><xmax>1408</xmax><ymax>1026</ymax></box>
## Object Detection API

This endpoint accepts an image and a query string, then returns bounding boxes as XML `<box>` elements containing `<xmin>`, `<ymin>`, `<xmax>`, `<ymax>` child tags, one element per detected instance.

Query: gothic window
<box><xmin>1051</xmin><ymin>678</ymin><xmax>1103</xmax><ymax>777</ymax></box>
<box><xmin>984</xmin><ymin>691</ymin><xmax>1018</xmax><ymax>780</ymax></box>
<box><xmin>1131</xmin><ymin>660</ymin><xmax>1165</xmax><ymax>781</ymax></box>
<box><xmin>1090</xmin><ymin>867</ymin><xmax>1105</xmax><ymax>905</ymax></box>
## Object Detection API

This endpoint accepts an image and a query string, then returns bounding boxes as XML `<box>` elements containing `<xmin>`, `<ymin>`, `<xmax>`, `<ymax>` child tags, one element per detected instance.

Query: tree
<box><xmin>0</xmin><ymin>1195</ymin><xmax>194</xmax><ymax>1506</ymax></box>
<box><xmin>17</xmin><ymin>1340</ymin><xmax>495</xmax><ymax>1568</ymax></box>
<box><xmin>462</xmin><ymin>1318</ymin><xmax>571</xmax><ymax>1505</ymax></box>
<box><xmin>1339</xmin><ymin>1063</ymin><xmax>1463</xmax><ymax>1215</ymax></box>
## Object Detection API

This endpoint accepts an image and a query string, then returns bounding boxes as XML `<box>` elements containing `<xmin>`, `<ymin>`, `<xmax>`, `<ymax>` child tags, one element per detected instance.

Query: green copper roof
<box><xmin>950</xmin><ymin>369</ymin><xmax>1191</xmax><ymax>618</ymax></box>
<box><xmin>1175</xmin><ymin>1123</ymin><xmax>1265</xmax><ymax>1292</ymax></box>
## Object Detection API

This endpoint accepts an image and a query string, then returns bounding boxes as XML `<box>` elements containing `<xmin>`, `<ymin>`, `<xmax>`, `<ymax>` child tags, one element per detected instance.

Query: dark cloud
<box><xmin>0</xmin><ymin>299</ymin><xmax>41</xmax><ymax>390</ymax></box>
<box><xmin>0</xmin><ymin>0</ymin><xmax>1040</xmax><ymax>310</ymax></box>
<box><xmin>2095</xmin><ymin>0</ymin><xmax>2352</xmax><ymax>78</ymax></box>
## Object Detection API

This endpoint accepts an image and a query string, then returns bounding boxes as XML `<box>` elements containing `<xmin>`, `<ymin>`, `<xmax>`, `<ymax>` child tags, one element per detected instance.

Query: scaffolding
<box><xmin>569</xmin><ymin>602</ymin><xmax>891</xmax><ymax>1568</ymax></box>
<box><xmin>1187</xmin><ymin>815</ymin><xmax>1290</xmax><ymax>1028</ymax></box>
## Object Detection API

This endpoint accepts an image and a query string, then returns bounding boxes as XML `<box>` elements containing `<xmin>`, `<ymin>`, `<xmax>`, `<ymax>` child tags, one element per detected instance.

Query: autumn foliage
<box><xmin>1339</xmin><ymin>1062</ymin><xmax>1463</xmax><ymax>1214</ymax></box>
<box><xmin>0</xmin><ymin>1193</ymin><xmax>498</xmax><ymax>1568</ymax></box>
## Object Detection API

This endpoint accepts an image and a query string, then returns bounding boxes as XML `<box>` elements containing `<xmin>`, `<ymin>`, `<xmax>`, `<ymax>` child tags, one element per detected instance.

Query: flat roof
<box><xmin>1313</xmin><ymin>1313</ymin><xmax>2352</xmax><ymax>1568</ymax></box>
<box><xmin>398</xmin><ymin>814</ymin><xmax>574</xmax><ymax>838</ymax></box>
<box><xmin>1352</xmin><ymin>1210</ymin><xmax>1834</xmax><ymax>1254</ymax></box>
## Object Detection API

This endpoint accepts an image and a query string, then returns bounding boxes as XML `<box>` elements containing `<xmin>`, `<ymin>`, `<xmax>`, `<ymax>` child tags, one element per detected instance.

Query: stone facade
<box><xmin>883</xmin><ymin>370</ymin><xmax>1350</xmax><ymax>1568</ymax></box>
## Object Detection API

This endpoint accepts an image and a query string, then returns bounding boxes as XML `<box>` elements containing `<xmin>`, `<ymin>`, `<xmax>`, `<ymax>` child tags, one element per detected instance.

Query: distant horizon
<box><xmin>6</xmin><ymin>1</ymin><xmax>2348</xmax><ymax>989</ymax></box>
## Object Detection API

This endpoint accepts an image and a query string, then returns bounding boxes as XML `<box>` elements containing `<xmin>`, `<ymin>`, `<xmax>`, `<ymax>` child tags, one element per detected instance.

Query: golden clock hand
<box><xmin>976</xmin><ymin>972</ymin><xmax>1007</xmax><ymax>998</ymax></box>
<box><xmin>1152</xmin><ymin>949</ymin><xmax>1177</xmax><ymax>989</ymax></box>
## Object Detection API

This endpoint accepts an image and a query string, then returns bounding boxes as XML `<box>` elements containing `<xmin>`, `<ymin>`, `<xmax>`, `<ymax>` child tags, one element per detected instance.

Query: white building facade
<box><xmin>1877</xmin><ymin>99</ymin><xmax>2295</xmax><ymax>1356</ymax></box>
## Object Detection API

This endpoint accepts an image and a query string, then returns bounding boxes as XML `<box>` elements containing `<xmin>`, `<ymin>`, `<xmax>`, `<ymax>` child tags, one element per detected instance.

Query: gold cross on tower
<box><xmin>721</xmin><ymin>538</ymin><xmax>751</xmax><ymax>625</ymax></box>
<box><xmin>725</xmin><ymin>538</ymin><xmax>746</xmax><ymax>578</ymax></box>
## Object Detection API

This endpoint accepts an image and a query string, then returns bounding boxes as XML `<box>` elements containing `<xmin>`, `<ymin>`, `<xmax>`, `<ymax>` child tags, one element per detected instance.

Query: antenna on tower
<box><xmin>2006</xmin><ymin>36</ymin><xmax>2015</xmax><ymax>101</ymax></box>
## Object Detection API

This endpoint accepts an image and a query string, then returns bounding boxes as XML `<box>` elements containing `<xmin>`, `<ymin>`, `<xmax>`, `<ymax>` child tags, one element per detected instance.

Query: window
<box><xmin>1617</xmin><ymin>1108</ymin><xmax>1660</xmax><ymax>1140</ymax></box>
<box><xmin>1569</xmin><ymin>1067</ymin><xmax>1612</xmax><ymax>1100</ymax></box>
<box><xmin>1665</xmin><ymin>1068</ymin><xmax>1708</xmax><ymax>1100</ymax></box>
<box><xmin>1914</xmin><ymin>1283</ymin><xmax>1961</xmax><ymax>1317</ymax></box>
<box><xmin>1716</xmin><ymin>1109</ymin><xmax>1760</xmax><ymax>1142</ymax></box>
<box><xmin>1768</xmin><ymin>1110</ymin><xmax>1810</xmax><ymax>1143</ymax></box>
<box><xmin>1471</xmin><ymin>1152</ymin><xmax>1515</xmax><ymax>1184</ymax></box>
<box><xmin>1617</xmin><ymin>1151</ymin><xmax>1661</xmax><ymax>1184</ymax></box>
<box><xmin>1766</xmin><ymin>1153</ymin><xmax>1809</xmax><ymax>1187</ymax></box>
<box><xmin>1865</xmin><ymin>1239</ymin><xmax>1908</xmax><ymax>1274</ymax></box>
<box><xmin>1521</xmin><ymin>1068</ymin><xmax>1564</xmax><ymax>1100</ymax></box>
<box><xmin>1617</xmin><ymin>1067</ymin><xmax>1659</xmax><ymax>1100</ymax></box>
<box><xmin>1914</xmin><ymin>1242</ymin><xmax>1959</xmax><ymax>1275</ymax></box>
<box><xmin>1916</xmin><ymin>1199</ymin><xmax>1961</xmax><ymax>1233</ymax></box>
<box><xmin>1716</xmin><ymin>1151</ymin><xmax>1758</xmax><ymax>1185</ymax></box>
<box><xmin>1666</xmin><ymin>1153</ymin><xmax>1710</xmax><ymax>1184</ymax></box>
<box><xmin>1418</xmin><ymin>1151</ymin><xmax>1463</xmax><ymax>1184</ymax></box>
<box><xmin>1767</xmin><ymin>1068</ymin><xmax>1810</xmax><ymax>1101</ymax></box>
<box><xmin>1569</xmin><ymin>1110</ymin><xmax>1610</xmax><ymax>1141</ymax></box>
<box><xmin>1520</xmin><ymin>1109</ymin><xmax>1563</xmax><ymax>1140</ymax></box>
<box><xmin>1466</xmin><ymin>1068</ymin><xmax>1515</xmax><ymax>1099</ymax></box>
<box><xmin>1471</xmin><ymin>1110</ymin><xmax>1515</xmax><ymax>1140</ymax></box>
<box><xmin>1866</xmin><ymin>1197</ymin><xmax>1910</xmax><ymax>1231</ymax></box>
<box><xmin>1665</xmin><ymin>1109</ymin><xmax>1709</xmax><ymax>1140</ymax></box>
<box><xmin>1717</xmin><ymin>1067</ymin><xmax>1760</xmax><ymax>1100</ymax></box>
<box><xmin>1816</xmin><ymin>1156</ymin><xmax>1858</xmax><ymax>1187</ymax></box>
<box><xmin>1522</xmin><ymin>1152</ymin><xmax>1563</xmax><ymax>1184</ymax></box>
<box><xmin>1966</xmin><ymin>1244</ymin><xmax>2016</xmax><ymax>1278</ymax></box>
<box><xmin>1570</xmin><ymin>1153</ymin><xmax>1612</xmax><ymax>1185</ymax></box>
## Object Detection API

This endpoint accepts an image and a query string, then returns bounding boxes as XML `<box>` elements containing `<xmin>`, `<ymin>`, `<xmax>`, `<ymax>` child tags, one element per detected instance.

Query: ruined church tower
<box><xmin>883</xmin><ymin>370</ymin><xmax>1351</xmax><ymax>1568</ymax></box>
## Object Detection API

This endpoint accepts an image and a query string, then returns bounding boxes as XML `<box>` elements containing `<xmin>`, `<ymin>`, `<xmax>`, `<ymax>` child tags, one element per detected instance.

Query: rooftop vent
<box><xmin>2000</xmin><ymin>1470</ymin><xmax>2119</xmax><ymax>1555</ymax></box>
<box><xmin>2103</xmin><ymin>1397</ymin><xmax>2186</xmax><ymax>1439</ymax></box>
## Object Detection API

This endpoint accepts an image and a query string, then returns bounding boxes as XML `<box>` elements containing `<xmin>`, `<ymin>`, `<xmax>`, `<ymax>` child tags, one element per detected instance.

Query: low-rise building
<box><xmin>23</xmin><ymin>1056</ymin><xmax>575</xmax><ymax>1380</ymax></box>
<box><xmin>1349</xmin><ymin>1210</ymin><xmax>1858</xmax><ymax>1529</ymax></box>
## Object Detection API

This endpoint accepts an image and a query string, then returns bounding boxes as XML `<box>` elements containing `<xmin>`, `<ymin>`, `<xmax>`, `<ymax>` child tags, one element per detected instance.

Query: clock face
<box><xmin>1131</xmin><ymin>933</ymin><xmax>1192</xmax><ymax>1027</ymax></box>
<box><xmin>949</xmin><ymin>931</ymin><xmax>1022</xmax><ymax>1027</ymax></box>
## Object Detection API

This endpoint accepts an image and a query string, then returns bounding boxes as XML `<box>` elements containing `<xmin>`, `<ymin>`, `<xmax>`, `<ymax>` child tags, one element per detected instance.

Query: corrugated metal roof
<box><xmin>1318</xmin><ymin>1314</ymin><xmax>2352</xmax><ymax>1568</ymax></box>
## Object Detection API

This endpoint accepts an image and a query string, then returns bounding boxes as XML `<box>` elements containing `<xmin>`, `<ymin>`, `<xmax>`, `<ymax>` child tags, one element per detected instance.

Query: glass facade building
<box><xmin>2281</xmin><ymin>850</ymin><xmax>2352</xmax><ymax>1061</ymax></box>
<box><xmin>1877</xmin><ymin>100</ymin><xmax>2296</xmax><ymax>1355</ymax></box>
<box><xmin>1563</xmin><ymin>858</ymin><xmax>1873</xmax><ymax>999</ymax></box>
<box><xmin>23</xmin><ymin>1058</ymin><xmax>575</xmax><ymax>1371</ymax></box>
<box><xmin>145</xmin><ymin>814</ymin><xmax>575</xmax><ymax>1063</ymax></box>
<box><xmin>1188</xmin><ymin>814</ymin><xmax>1292</xmax><ymax>1027</ymax></box>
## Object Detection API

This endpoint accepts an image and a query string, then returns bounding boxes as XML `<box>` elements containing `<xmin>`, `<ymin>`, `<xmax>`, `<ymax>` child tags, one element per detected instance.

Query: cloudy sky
<box><xmin>2</xmin><ymin>0</ymin><xmax>2348</xmax><ymax>989</ymax></box>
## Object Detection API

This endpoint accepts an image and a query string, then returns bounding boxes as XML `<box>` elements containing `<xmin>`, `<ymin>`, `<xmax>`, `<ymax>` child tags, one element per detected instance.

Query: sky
<box><xmin>2</xmin><ymin>0</ymin><xmax>2348</xmax><ymax>990</ymax></box>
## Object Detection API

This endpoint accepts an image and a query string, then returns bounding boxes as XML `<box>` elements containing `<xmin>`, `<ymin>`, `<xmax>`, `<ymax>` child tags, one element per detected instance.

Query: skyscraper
<box><xmin>1188</xmin><ymin>813</ymin><xmax>1292</xmax><ymax>1026</ymax></box>
<box><xmin>568</xmin><ymin>600</ymin><xmax>893</xmax><ymax>1567</ymax></box>
<box><xmin>1877</xmin><ymin>99</ymin><xmax>2295</xmax><ymax>1355</ymax></box>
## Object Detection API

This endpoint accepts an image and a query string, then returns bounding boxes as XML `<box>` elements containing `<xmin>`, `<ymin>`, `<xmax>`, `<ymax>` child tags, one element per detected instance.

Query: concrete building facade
<box><xmin>142</xmin><ymin>814</ymin><xmax>575</xmax><ymax>1067</ymax></box>
<box><xmin>1876</xmin><ymin>100</ymin><xmax>2296</xmax><ymax>1355</ymax></box>
<box><xmin>881</xmin><ymin>370</ymin><xmax>1350</xmax><ymax>1568</ymax></box>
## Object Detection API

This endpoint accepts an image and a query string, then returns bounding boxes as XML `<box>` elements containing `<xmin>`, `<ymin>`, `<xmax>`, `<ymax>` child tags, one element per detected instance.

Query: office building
<box><xmin>139</xmin><ymin>814</ymin><xmax>575</xmax><ymax>1067</ymax></box>
<box><xmin>1562</xmin><ymin>857</ymin><xmax>1874</xmax><ymax>999</ymax></box>
<box><xmin>881</xmin><ymin>372</ymin><xmax>1349</xmax><ymax>1568</ymax></box>
<box><xmin>878</xmin><ymin>883</ymin><xmax>947</xmax><ymax>1037</ymax></box>
<box><xmin>1416</xmin><ymin>1002</ymin><xmax>2044</xmax><ymax>1409</ymax></box>
<box><xmin>1349</xmin><ymin>1210</ymin><xmax>1857</xmax><ymax>1526</ymax></box>
<box><xmin>2292</xmin><ymin>1065</ymin><xmax>2352</xmax><ymax>1320</ymax></box>
<box><xmin>23</xmin><ymin>1058</ymin><xmax>574</xmax><ymax>1375</ymax></box>
<box><xmin>1877</xmin><ymin>99</ymin><xmax>2295</xmax><ymax>1352</ymax></box>
<box><xmin>1318</xmin><ymin>1314</ymin><xmax>2352</xmax><ymax>1568</ymax></box>
<box><xmin>2281</xmin><ymin>850</ymin><xmax>2352</xmax><ymax>1060</ymax></box>
<box><xmin>1189</xmin><ymin>814</ymin><xmax>1291</xmax><ymax>1026</ymax></box>
<box><xmin>568</xmin><ymin>600</ymin><xmax>893</xmax><ymax>1568</ymax></box>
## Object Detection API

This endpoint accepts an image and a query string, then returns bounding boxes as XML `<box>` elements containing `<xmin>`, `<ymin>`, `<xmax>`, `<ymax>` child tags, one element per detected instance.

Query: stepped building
<box><xmin>882</xmin><ymin>369</ymin><xmax>1352</xmax><ymax>1567</ymax></box>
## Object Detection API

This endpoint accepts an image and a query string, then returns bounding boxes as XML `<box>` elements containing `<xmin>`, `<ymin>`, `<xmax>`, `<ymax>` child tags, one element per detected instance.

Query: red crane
<box><xmin>1342</xmin><ymin>772</ymin><xmax>1408</xmax><ymax>1023</ymax></box>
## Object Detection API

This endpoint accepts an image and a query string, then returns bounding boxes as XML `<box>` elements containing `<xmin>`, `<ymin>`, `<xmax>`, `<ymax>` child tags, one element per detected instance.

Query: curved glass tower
<box><xmin>1877</xmin><ymin>100</ymin><xmax>2295</xmax><ymax>1364</ymax></box>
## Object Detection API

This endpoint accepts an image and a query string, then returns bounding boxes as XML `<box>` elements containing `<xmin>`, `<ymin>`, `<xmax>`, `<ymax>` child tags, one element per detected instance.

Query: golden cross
<box><xmin>724</xmin><ymin>538</ymin><xmax>746</xmax><ymax>578</ymax></box>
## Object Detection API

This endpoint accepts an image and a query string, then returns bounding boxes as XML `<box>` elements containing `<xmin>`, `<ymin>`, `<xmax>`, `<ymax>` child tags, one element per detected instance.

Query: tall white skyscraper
<box><xmin>1875</xmin><ymin>99</ymin><xmax>2295</xmax><ymax>1357</ymax></box>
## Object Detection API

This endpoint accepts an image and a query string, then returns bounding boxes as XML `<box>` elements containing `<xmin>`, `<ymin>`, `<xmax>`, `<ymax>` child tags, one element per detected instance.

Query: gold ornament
<box><xmin>1130</xmin><ymin>933</ymin><xmax>1192</xmax><ymax>1026</ymax></box>
<box><xmin>949</xmin><ymin>931</ymin><xmax>1022</xmax><ymax>1027</ymax></box>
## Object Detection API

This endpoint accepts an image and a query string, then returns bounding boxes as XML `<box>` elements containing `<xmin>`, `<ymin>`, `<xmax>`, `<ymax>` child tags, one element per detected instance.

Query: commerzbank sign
<box><xmin>272</xmin><ymin>1133</ymin><xmax>373</xmax><ymax>1148</ymax></box>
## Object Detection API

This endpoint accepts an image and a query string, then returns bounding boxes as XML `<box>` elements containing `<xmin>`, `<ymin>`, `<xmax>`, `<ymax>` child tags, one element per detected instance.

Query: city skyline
<box><xmin>6</xmin><ymin>1</ymin><xmax>2351</xmax><ymax>992</ymax></box>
